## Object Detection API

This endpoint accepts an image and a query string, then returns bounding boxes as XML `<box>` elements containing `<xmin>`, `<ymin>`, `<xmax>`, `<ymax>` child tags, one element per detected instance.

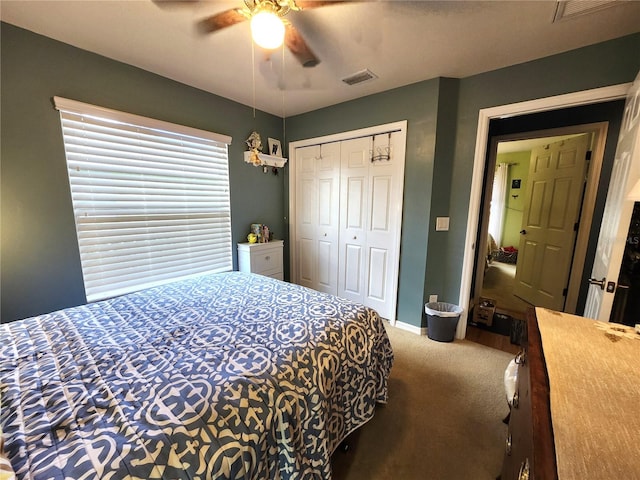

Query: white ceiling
<box><xmin>2</xmin><ymin>0</ymin><xmax>640</xmax><ymax>117</ymax></box>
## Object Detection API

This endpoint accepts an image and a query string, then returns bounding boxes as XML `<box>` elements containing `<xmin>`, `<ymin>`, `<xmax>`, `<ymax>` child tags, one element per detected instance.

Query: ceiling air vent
<box><xmin>341</xmin><ymin>69</ymin><xmax>378</xmax><ymax>86</ymax></box>
<box><xmin>553</xmin><ymin>0</ymin><xmax>619</xmax><ymax>22</ymax></box>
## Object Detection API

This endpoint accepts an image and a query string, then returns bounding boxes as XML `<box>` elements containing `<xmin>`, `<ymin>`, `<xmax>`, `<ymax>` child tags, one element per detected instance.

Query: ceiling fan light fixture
<box><xmin>251</xmin><ymin>10</ymin><xmax>285</xmax><ymax>49</ymax></box>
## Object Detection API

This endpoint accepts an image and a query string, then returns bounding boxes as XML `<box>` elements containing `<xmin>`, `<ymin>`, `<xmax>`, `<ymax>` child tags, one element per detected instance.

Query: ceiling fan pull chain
<box><xmin>251</xmin><ymin>40</ymin><xmax>256</xmax><ymax>122</ymax></box>
<box><xmin>281</xmin><ymin>43</ymin><xmax>287</xmax><ymax>147</ymax></box>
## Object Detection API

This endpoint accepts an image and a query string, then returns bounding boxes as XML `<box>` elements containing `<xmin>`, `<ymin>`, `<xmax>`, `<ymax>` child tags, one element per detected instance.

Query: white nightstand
<box><xmin>237</xmin><ymin>240</ymin><xmax>284</xmax><ymax>280</ymax></box>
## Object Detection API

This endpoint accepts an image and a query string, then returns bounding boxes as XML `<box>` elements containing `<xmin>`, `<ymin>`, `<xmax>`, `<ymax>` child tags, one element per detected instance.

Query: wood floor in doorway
<box><xmin>466</xmin><ymin>325</ymin><xmax>520</xmax><ymax>355</ymax></box>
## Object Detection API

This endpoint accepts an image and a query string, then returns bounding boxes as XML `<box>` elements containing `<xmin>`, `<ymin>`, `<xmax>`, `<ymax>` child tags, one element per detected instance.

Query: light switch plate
<box><xmin>436</xmin><ymin>217</ymin><xmax>450</xmax><ymax>231</ymax></box>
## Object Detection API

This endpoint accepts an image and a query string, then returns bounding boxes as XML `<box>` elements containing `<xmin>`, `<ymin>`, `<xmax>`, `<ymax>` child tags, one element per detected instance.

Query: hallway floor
<box><xmin>481</xmin><ymin>261</ymin><xmax>532</xmax><ymax>319</ymax></box>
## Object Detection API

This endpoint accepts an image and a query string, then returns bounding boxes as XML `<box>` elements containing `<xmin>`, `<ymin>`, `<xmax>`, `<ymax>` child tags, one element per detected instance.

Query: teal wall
<box><xmin>288</xmin><ymin>33</ymin><xmax>640</xmax><ymax>328</ymax></box>
<box><xmin>1</xmin><ymin>23</ymin><xmax>283</xmax><ymax>321</ymax></box>
<box><xmin>286</xmin><ymin>77</ymin><xmax>459</xmax><ymax>327</ymax></box>
<box><xmin>444</xmin><ymin>33</ymin><xmax>640</xmax><ymax>314</ymax></box>
<box><xmin>2</xmin><ymin>21</ymin><xmax>639</xmax><ymax>327</ymax></box>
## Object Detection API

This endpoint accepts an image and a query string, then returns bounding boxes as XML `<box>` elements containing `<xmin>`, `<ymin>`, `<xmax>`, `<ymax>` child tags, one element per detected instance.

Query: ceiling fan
<box><xmin>195</xmin><ymin>0</ymin><xmax>353</xmax><ymax>68</ymax></box>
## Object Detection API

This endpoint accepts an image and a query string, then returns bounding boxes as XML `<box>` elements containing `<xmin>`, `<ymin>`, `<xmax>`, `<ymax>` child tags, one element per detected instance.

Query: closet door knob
<box><xmin>520</xmin><ymin>229</ymin><xmax>527</xmax><ymax>234</ymax></box>
<box><xmin>353</xmin><ymin>236</ymin><xmax>357</xmax><ymax>240</ymax></box>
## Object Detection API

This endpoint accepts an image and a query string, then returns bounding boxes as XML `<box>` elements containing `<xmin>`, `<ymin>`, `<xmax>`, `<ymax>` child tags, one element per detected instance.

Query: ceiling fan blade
<box><xmin>284</xmin><ymin>23</ymin><xmax>319</xmax><ymax>68</ymax></box>
<box><xmin>198</xmin><ymin>8</ymin><xmax>248</xmax><ymax>34</ymax></box>
<box><xmin>293</xmin><ymin>0</ymin><xmax>358</xmax><ymax>10</ymax></box>
<box><xmin>152</xmin><ymin>0</ymin><xmax>199</xmax><ymax>8</ymax></box>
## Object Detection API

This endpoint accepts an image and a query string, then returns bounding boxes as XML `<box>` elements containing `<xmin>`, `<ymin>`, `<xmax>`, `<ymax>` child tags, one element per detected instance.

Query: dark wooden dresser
<box><xmin>500</xmin><ymin>308</ymin><xmax>557</xmax><ymax>480</ymax></box>
<box><xmin>501</xmin><ymin>307</ymin><xmax>640</xmax><ymax>480</ymax></box>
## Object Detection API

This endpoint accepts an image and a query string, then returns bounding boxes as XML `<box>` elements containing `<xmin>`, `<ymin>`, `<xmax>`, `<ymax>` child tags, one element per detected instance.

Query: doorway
<box><xmin>473</xmin><ymin>128</ymin><xmax>605</xmax><ymax>326</ymax></box>
<box><xmin>457</xmin><ymin>85</ymin><xmax>631</xmax><ymax>340</ymax></box>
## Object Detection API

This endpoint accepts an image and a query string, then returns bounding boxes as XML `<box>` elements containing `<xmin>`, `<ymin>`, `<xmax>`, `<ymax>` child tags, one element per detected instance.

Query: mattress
<box><xmin>1</xmin><ymin>271</ymin><xmax>393</xmax><ymax>479</ymax></box>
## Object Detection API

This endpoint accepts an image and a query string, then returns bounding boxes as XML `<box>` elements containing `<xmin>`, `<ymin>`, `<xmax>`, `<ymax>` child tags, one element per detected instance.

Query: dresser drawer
<box><xmin>500</xmin><ymin>308</ymin><xmax>557</xmax><ymax>480</ymax></box>
<box><xmin>238</xmin><ymin>240</ymin><xmax>284</xmax><ymax>278</ymax></box>
<box><xmin>264</xmin><ymin>270</ymin><xmax>284</xmax><ymax>281</ymax></box>
<box><xmin>502</xmin><ymin>347</ymin><xmax>533</xmax><ymax>480</ymax></box>
<box><xmin>251</xmin><ymin>246</ymin><xmax>282</xmax><ymax>275</ymax></box>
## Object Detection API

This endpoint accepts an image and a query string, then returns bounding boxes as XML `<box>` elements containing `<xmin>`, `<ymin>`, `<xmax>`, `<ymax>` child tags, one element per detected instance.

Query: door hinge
<box><xmin>586</xmin><ymin>150</ymin><xmax>592</xmax><ymax>161</ymax></box>
<box><xmin>562</xmin><ymin>288</ymin><xmax>568</xmax><ymax>297</ymax></box>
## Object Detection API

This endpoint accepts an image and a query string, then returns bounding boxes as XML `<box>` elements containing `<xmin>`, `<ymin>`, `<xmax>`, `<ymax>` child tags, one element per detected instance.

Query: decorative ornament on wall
<box><xmin>245</xmin><ymin>130</ymin><xmax>264</xmax><ymax>166</ymax></box>
<box><xmin>244</xmin><ymin>130</ymin><xmax>287</xmax><ymax>173</ymax></box>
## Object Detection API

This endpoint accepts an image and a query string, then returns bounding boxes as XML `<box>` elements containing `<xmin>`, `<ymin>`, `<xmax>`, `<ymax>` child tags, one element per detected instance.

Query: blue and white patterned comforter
<box><xmin>1</xmin><ymin>272</ymin><xmax>393</xmax><ymax>479</ymax></box>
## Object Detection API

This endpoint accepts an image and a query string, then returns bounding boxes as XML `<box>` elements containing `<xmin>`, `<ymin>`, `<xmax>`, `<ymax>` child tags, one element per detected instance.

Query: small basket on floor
<box><xmin>493</xmin><ymin>247</ymin><xmax>518</xmax><ymax>264</ymax></box>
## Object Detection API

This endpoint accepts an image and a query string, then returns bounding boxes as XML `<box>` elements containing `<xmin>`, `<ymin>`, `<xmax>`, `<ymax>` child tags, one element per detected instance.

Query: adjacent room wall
<box><xmin>0</xmin><ymin>23</ymin><xmax>284</xmax><ymax>322</ymax></box>
<box><xmin>497</xmin><ymin>151</ymin><xmax>531</xmax><ymax>248</ymax></box>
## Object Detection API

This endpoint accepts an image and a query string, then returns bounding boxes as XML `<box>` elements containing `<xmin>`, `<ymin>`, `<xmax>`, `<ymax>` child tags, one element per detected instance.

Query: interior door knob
<box><xmin>520</xmin><ymin>229</ymin><xmax>527</xmax><ymax>234</ymax></box>
<box><xmin>588</xmin><ymin>277</ymin><xmax>606</xmax><ymax>290</ymax></box>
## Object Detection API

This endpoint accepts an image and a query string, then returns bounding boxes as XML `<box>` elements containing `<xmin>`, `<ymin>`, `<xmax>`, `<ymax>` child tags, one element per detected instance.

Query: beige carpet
<box><xmin>481</xmin><ymin>261</ymin><xmax>532</xmax><ymax>317</ymax></box>
<box><xmin>332</xmin><ymin>324</ymin><xmax>513</xmax><ymax>480</ymax></box>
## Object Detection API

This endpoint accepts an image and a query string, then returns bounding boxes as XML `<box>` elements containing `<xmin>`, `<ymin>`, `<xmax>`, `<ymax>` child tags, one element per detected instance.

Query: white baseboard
<box><xmin>393</xmin><ymin>320</ymin><xmax>428</xmax><ymax>336</ymax></box>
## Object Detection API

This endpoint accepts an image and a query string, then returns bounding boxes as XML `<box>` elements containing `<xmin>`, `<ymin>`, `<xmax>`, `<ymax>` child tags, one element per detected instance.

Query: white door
<box><xmin>295</xmin><ymin>143</ymin><xmax>341</xmax><ymax>295</ymax></box>
<box><xmin>337</xmin><ymin>133</ymin><xmax>403</xmax><ymax>319</ymax></box>
<box><xmin>584</xmin><ymin>73</ymin><xmax>640</xmax><ymax>321</ymax></box>
<box><xmin>364</xmin><ymin>132</ymin><xmax>404</xmax><ymax>318</ymax></box>
<box><xmin>338</xmin><ymin>137</ymin><xmax>370</xmax><ymax>303</ymax></box>
<box><xmin>513</xmin><ymin>134</ymin><xmax>590</xmax><ymax>310</ymax></box>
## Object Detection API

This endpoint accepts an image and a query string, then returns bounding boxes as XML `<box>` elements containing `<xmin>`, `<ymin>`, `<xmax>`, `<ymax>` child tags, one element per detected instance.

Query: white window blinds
<box><xmin>54</xmin><ymin>96</ymin><xmax>233</xmax><ymax>302</ymax></box>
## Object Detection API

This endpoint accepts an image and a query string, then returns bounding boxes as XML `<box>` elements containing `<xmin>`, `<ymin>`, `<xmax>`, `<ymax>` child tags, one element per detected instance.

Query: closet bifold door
<box><xmin>295</xmin><ymin>142</ymin><xmax>340</xmax><ymax>295</ymax></box>
<box><xmin>338</xmin><ymin>134</ymin><xmax>400</xmax><ymax>319</ymax></box>
<box><xmin>293</xmin><ymin>122</ymin><xmax>406</xmax><ymax>323</ymax></box>
<box><xmin>338</xmin><ymin>137</ymin><xmax>370</xmax><ymax>305</ymax></box>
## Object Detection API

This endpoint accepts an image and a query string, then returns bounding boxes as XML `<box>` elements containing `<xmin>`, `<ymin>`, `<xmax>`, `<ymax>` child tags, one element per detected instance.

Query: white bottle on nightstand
<box><xmin>237</xmin><ymin>240</ymin><xmax>284</xmax><ymax>280</ymax></box>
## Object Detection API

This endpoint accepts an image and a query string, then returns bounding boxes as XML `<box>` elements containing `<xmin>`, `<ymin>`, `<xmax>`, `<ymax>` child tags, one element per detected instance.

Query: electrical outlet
<box><xmin>429</xmin><ymin>294</ymin><xmax>438</xmax><ymax>303</ymax></box>
<box><xmin>435</xmin><ymin>217</ymin><xmax>450</xmax><ymax>231</ymax></box>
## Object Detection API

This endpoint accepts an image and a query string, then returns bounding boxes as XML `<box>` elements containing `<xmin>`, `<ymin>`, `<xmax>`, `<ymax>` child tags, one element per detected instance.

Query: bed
<box><xmin>1</xmin><ymin>271</ymin><xmax>393</xmax><ymax>479</ymax></box>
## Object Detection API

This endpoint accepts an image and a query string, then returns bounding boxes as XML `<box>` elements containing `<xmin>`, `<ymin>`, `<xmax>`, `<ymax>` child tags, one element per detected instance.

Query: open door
<box><xmin>513</xmin><ymin>134</ymin><xmax>590</xmax><ymax>310</ymax></box>
<box><xmin>584</xmin><ymin>71</ymin><xmax>640</xmax><ymax>321</ymax></box>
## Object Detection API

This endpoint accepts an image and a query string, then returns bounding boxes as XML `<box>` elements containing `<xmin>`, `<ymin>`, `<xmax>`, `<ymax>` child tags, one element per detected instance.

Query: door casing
<box><xmin>459</xmin><ymin>84</ymin><xmax>631</xmax><ymax>339</ymax></box>
<box><xmin>474</xmin><ymin>125</ymin><xmax>608</xmax><ymax>317</ymax></box>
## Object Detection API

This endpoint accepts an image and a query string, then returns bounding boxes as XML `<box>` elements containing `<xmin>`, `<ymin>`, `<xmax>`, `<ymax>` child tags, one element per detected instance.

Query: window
<box><xmin>54</xmin><ymin>97</ymin><xmax>233</xmax><ymax>302</ymax></box>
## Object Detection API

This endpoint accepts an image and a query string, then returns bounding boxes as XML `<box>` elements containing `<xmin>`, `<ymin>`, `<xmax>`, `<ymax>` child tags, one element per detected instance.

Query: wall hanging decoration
<box><xmin>245</xmin><ymin>130</ymin><xmax>264</xmax><ymax>166</ymax></box>
<box><xmin>370</xmin><ymin>132</ymin><xmax>392</xmax><ymax>162</ymax></box>
<box><xmin>268</xmin><ymin>137</ymin><xmax>282</xmax><ymax>157</ymax></box>
<box><xmin>243</xmin><ymin>138</ymin><xmax>287</xmax><ymax>172</ymax></box>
